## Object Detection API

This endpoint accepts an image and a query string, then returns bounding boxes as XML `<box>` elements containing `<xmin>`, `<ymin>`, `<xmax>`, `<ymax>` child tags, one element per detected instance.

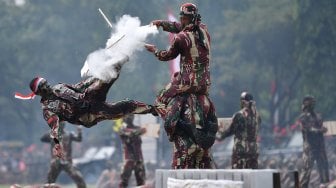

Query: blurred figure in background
<box><xmin>40</xmin><ymin>122</ymin><xmax>86</xmax><ymax>188</ymax></box>
<box><xmin>298</xmin><ymin>95</ymin><xmax>329</xmax><ymax>188</ymax></box>
<box><xmin>96</xmin><ymin>160</ymin><xmax>118</xmax><ymax>188</ymax></box>
<box><xmin>118</xmin><ymin>114</ymin><xmax>146</xmax><ymax>188</ymax></box>
<box><xmin>216</xmin><ymin>92</ymin><xmax>261</xmax><ymax>169</ymax></box>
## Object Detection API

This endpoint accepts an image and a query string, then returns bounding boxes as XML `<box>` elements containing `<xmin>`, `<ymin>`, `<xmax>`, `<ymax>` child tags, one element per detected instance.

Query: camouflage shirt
<box><xmin>299</xmin><ymin>111</ymin><xmax>325</xmax><ymax>152</ymax></box>
<box><xmin>155</xmin><ymin>21</ymin><xmax>211</xmax><ymax>90</ymax></box>
<box><xmin>41</xmin><ymin>77</ymin><xmax>111</xmax><ymax>143</ymax></box>
<box><xmin>220</xmin><ymin>107</ymin><xmax>261</xmax><ymax>156</ymax></box>
<box><xmin>119</xmin><ymin>125</ymin><xmax>144</xmax><ymax>161</ymax></box>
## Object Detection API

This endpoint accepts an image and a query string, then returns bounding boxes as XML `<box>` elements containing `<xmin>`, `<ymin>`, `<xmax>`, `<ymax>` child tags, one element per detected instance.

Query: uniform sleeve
<box><xmin>69</xmin><ymin>77</ymin><xmax>97</xmax><ymax>93</ymax></box>
<box><xmin>155</xmin><ymin>34</ymin><xmax>182</xmax><ymax>61</ymax></box>
<box><xmin>220</xmin><ymin>113</ymin><xmax>240</xmax><ymax>140</ymax></box>
<box><xmin>160</xmin><ymin>21</ymin><xmax>182</xmax><ymax>33</ymax></box>
<box><xmin>43</xmin><ymin>109</ymin><xmax>61</xmax><ymax>144</ymax></box>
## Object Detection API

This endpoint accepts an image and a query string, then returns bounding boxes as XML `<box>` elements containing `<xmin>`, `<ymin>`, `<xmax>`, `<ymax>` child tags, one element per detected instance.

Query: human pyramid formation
<box><xmin>14</xmin><ymin>2</ymin><xmax>330</xmax><ymax>188</ymax></box>
<box><xmin>15</xmin><ymin>3</ymin><xmax>218</xmax><ymax>169</ymax></box>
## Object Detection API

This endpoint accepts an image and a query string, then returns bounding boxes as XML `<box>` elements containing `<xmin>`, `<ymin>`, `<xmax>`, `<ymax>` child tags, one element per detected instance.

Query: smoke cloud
<box><xmin>81</xmin><ymin>15</ymin><xmax>158</xmax><ymax>82</ymax></box>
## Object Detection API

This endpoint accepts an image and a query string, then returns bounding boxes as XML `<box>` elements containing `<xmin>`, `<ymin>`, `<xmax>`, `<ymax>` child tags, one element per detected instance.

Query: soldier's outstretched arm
<box><xmin>43</xmin><ymin>110</ymin><xmax>65</xmax><ymax>159</ymax></box>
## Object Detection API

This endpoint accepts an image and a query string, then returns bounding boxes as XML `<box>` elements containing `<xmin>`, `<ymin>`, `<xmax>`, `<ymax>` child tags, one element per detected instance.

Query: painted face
<box><xmin>180</xmin><ymin>15</ymin><xmax>191</xmax><ymax>29</ymax></box>
<box><xmin>36</xmin><ymin>80</ymin><xmax>51</xmax><ymax>96</ymax></box>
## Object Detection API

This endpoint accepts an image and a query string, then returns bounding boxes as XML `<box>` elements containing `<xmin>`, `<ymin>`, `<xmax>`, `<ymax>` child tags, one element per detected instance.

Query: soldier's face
<box><xmin>180</xmin><ymin>15</ymin><xmax>191</xmax><ymax>28</ymax></box>
<box><xmin>302</xmin><ymin>101</ymin><xmax>315</xmax><ymax>111</ymax></box>
<box><xmin>37</xmin><ymin>80</ymin><xmax>51</xmax><ymax>96</ymax></box>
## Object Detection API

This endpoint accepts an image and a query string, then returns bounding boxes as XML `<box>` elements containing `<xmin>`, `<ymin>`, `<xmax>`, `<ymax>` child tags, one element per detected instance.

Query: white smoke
<box><xmin>81</xmin><ymin>15</ymin><xmax>158</xmax><ymax>82</ymax></box>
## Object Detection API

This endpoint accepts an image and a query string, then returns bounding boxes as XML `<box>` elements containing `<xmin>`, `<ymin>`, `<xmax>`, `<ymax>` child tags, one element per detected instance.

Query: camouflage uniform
<box><xmin>152</xmin><ymin>20</ymin><xmax>211</xmax><ymax>117</ymax></box>
<box><xmin>40</xmin><ymin>123</ymin><xmax>86</xmax><ymax>188</ymax></box>
<box><xmin>148</xmin><ymin>4</ymin><xmax>217</xmax><ymax>169</ymax></box>
<box><xmin>40</xmin><ymin>75</ymin><xmax>153</xmax><ymax>149</ymax></box>
<box><xmin>118</xmin><ymin>115</ymin><xmax>146</xmax><ymax>188</ymax></box>
<box><xmin>217</xmin><ymin>93</ymin><xmax>261</xmax><ymax>169</ymax></box>
<box><xmin>167</xmin><ymin>94</ymin><xmax>217</xmax><ymax>169</ymax></box>
<box><xmin>299</xmin><ymin>96</ymin><xmax>329</xmax><ymax>188</ymax></box>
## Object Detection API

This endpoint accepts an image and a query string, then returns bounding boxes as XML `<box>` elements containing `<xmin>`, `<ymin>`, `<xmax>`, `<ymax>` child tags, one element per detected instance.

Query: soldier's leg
<box><xmin>134</xmin><ymin>161</ymin><xmax>146</xmax><ymax>186</ymax></box>
<box><xmin>163</xmin><ymin>96</ymin><xmax>185</xmax><ymax>141</ymax></box>
<box><xmin>155</xmin><ymin>83</ymin><xmax>208</xmax><ymax>117</ymax></box>
<box><xmin>231</xmin><ymin>155</ymin><xmax>245</xmax><ymax>169</ymax></box>
<box><xmin>316</xmin><ymin>150</ymin><xmax>330</xmax><ymax>184</ymax></box>
<box><xmin>47</xmin><ymin>161</ymin><xmax>61</xmax><ymax>183</ymax></box>
<box><xmin>99</xmin><ymin>100</ymin><xmax>153</xmax><ymax>116</ymax></box>
<box><xmin>119</xmin><ymin>160</ymin><xmax>135</xmax><ymax>188</ymax></box>
<box><xmin>79</xmin><ymin>100</ymin><xmax>154</xmax><ymax>127</ymax></box>
<box><xmin>63</xmin><ymin>164</ymin><xmax>86</xmax><ymax>188</ymax></box>
<box><xmin>197</xmin><ymin>148</ymin><xmax>215</xmax><ymax>169</ymax></box>
<box><xmin>246</xmin><ymin>154</ymin><xmax>259</xmax><ymax>169</ymax></box>
<box><xmin>300</xmin><ymin>152</ymin><xmax>314</xmax><ymax>188</ymax></box>
<box><xmin>172</xmin><ymin>136</ymin><xmax>197</xmax><ymax>169</ymax></box>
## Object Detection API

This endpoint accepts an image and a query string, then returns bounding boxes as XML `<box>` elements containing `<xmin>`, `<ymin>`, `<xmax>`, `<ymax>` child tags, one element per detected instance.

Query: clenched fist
<box><xmin>144</xmin><ymin>43</ymin><xmax>157</xmax><ymax>53</ymax></box>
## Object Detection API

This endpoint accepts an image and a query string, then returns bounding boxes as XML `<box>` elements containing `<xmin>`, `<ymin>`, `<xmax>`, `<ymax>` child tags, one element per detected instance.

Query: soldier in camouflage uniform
<box><xmin>145</xmin><ymin>3</ymin><xmax>211</xmax><ymax>117</ymax></box>
<box><xmin>169</xmin><ymin>94</ymin><xmax>218</xmax><ymax>169</ymax></box>
<box><xmin>41</xmin><ymin>122</ymin><xmax>86</xmax><ymax>188</ymax></box>
<box><xmin>217</xmin><ymin>92</ymin><xmax>261</xmax><ymax>169</ymax></box>
<box><xmin>118</xmin><ymin>114</ymin><xmax>146</xmax><ymax>188</ymax></box>
<box><xmin>20</xmin><ymin>58</ymin><xmax>155</xmax><ymax>158</ymax></box>
<box><xmin>145</xmin><ymin>3</ymin><xmax>217</xmax><ymax>169</ymax></box>
<box><xmin>145</xmin><ymin>3</ymin><xmax>216</xmax><ymax>169</ymax></box>
<box><xmin>299</xmin><ymin>96</ymin><xmax>329</xmax><ymax>188</ymax></box>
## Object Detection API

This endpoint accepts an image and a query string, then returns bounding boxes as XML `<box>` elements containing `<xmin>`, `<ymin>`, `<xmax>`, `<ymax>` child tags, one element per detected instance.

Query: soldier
<box><xmin>40</xmin><ymin>122</ymin><xmax>86</xmax><ymax>188</ymax></box>
<box><xmin>167</xmin><ymin>93</ymin><xmax>218</xmax><ymax>169</ymax></box>
<box><xmin>216</xmin><ymin>92</ymin><xmax>261</xmax><ymax>169</ymax></box>
<box><xmin>15</xmin><ymin>58</ymin><xmax>155</xmax><ymax>158</ymax></box>
<box><xmin>144</xmin><ymin>2</ymin><xmax>212</xmax><ymax>118</ymax></box>
<box><xmin>118</xmin><ymin>114</ymin><xmax>146</xmax><ymax>188</ymax></box>
<box><xmin>144</xmin><ymin>3</ymin><xmax>218</xmax><ymax>169</ymax></box>
<box><xmin>299</xmin><ymin>95</ymin><xmax>329</xmax><ymax>188</ymax></box>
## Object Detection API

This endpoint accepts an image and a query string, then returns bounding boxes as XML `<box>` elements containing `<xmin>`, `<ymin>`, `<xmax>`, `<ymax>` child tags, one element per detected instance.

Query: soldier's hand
<box><xmin>53</xmin><ymin>144</ymin><xmax>65</xmax><ymax>160</ymax></box>
<box><xmin>321</xmin><ymin>126</ymin><xmax>328</xmax><ymax>133</ymax></box>
<box><xmin>151</xmin><ymin>20</ymin><xmax>162</xmax><ymax>28</ymax></box>
<box><xmin>144</xmin><ymin>43</ymin><xmax>157</xmax><ymax>53</ymax></box>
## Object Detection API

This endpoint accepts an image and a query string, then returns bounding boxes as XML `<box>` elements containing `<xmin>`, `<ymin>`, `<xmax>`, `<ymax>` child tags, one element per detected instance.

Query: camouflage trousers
<box><xmin>119</xmin><ymin>160</ymin><xmax>146</xmax><ymax>188</ymax></box>
<box><xmin>47</xmin><ymin>160</ymin><xmax>86</xmax><ymax>188</ymax></box>
<box><xmin>77</xmin><ymin>99</ymin><xmax>153</xmax><ymax>128</ymax></box>
<box><xmin>171</xmin><ymin>135</ymin><xmax>215</xmax><ymax>169</ymax></box>
<box><xmin>231</xmin><ymin>153</ymin><xmax>258</xmax><ymax>169</ymax></box>
<box><xmin>300</xmin><ymin>150</ymin><xmax>329</xmax><ymax>188</ymax></box>
<box><xmin>154</xmin><ymin>82</ymin><xmax>209</xmax><ymax>118</ymax></box>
